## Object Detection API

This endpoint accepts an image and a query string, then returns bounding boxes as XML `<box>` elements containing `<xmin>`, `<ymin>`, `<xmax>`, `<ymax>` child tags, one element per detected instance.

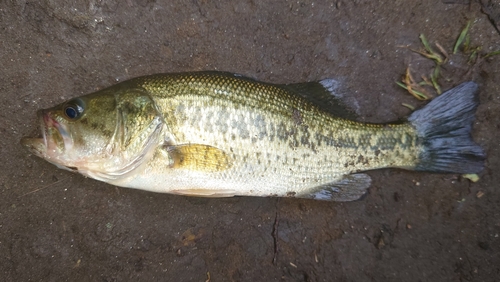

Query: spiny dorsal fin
<box><xmin>180</xmin><ymin>72</ymin><xmax>360</xmax><ymax>120</ymax></box>
<box><xmin>279</xmin><ymin>79</ymin><xmax>359</xmax><ymax>120</ymax></box>
<box><xmin>296</xmin><ymin>173</ymin><xmax>371</xmax><ymax>201</ymax></box>
<box><xmin>166</xmin><ymin>144</ymin><xmax>232</xmax><ymax>172</ymax></box>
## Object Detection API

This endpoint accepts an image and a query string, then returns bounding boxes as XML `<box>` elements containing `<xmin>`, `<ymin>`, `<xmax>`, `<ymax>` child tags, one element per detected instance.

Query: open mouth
<box><xmin>21</xmin><ymin>110</ymin><xmax>69</xmax><ymax>158</ymax></box>
<box><xmin>21</xmin><ymin>111</ymin><xmax>48</xmax><ymax>157</ymax></box>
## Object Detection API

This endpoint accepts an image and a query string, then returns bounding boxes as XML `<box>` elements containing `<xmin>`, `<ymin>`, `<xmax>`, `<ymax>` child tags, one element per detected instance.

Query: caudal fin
<box><xmin>408</xmin><ymin>82</ymin><xmax>485</xmax><ymax>173</ymax></box>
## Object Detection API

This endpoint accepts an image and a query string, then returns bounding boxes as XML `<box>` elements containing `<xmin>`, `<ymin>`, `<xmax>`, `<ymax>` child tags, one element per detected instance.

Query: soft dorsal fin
<box><xmin>279</xmin><ymin>79</ymin><xmax>359</xmax><ymax>120</ymax></box>
<box><xmin>165</xmin><ymin>144</ymin><xmax>232</xmax><ymax>172</ymax></box>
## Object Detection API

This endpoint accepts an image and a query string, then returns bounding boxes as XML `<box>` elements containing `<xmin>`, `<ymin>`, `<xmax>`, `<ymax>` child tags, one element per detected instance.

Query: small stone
<box><xmin>377</xmin><ymin>237</ymin><xmax>385</xmax><ymax>249</ymax></box>
<box><xmin>478</xmin><ymin>241</ymin><xmax>489</xmax><ymax>250</ymax></box>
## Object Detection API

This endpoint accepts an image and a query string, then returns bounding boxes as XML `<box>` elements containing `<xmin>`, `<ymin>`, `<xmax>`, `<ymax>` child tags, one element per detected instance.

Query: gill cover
<box><xmin>87</xmin><ymin>87</ymin><xmax>164</xmax><ymax>181</ymax></box>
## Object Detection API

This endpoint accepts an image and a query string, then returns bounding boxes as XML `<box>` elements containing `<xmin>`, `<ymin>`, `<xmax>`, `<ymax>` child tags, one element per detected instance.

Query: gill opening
<box><xmin>58</xmin><ymin>124</ymin><xmax>74</xmax><ymax>152</ymax></box>
<box><xmin>87</xmin><ymin>116</ymin><xmax>164</xmax><ymax>182</ymax></box>
<box><xmin>108</xmin><ymin>92</ymin><xmax>126</xmax><ymax>154</ymax></box>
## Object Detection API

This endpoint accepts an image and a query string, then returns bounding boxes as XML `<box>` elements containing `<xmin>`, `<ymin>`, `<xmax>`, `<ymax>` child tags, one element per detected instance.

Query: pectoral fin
<box><xmin>297</xmin><ymin>173</ymin><xmax>372</xmax><ymax>201</ymax></box>
<box><xmin>165</xmin><ymin>144</ymin><xmax>232</xmax><ymax>172</ymax></box>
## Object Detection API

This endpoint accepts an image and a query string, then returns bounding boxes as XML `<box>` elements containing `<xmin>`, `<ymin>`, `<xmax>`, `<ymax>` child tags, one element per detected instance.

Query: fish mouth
<box><xmin>21</xmin><ymin>110</ymin><xmax>71</xmax><ymax>158</ymax></box>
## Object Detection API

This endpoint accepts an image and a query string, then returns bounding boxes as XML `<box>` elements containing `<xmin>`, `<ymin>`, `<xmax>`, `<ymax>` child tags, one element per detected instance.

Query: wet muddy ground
<box><xmin>1</xmin><ymin>1</ymin><xmax>499</xmax><ymax>281</ymax></box>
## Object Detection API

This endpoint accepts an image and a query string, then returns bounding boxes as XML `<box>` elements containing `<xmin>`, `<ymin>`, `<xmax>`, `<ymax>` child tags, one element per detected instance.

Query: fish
<box><xmin>21</xmin><ymin>71</ymin><xmax>485</xmax><ymax>201</ymax></box>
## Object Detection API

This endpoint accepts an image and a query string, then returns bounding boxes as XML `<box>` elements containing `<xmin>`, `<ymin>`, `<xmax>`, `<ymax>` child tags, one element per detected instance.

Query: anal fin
<box><xmin>171</xmin><ymin>188</ymin><xmax>237</xmax><ymax>198</ymax></box>
<box><xmin>297</xmin><ymin>173</ymin><xmax>372</xmax><ymax>201</ymax></box>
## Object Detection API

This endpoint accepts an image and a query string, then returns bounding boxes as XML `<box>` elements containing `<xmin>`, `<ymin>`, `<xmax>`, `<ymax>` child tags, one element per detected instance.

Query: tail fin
<box><xmin>408</xmin><ymin>82</ymin><xmax>485</xmax><ymax>173</ymax></box>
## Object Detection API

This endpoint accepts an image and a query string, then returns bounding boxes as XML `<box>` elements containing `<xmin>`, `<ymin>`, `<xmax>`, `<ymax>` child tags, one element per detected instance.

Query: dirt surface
<box><xmin>1</xmin><ymin>1</ymin><xmax>499</xmax><ymax>281</ymax></box>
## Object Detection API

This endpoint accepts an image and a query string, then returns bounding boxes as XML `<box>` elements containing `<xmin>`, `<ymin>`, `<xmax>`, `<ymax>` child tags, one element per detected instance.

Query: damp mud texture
<box><xmin>1</xmin><ymin>1</ymin><xmax>500</xmax><ymax>281</ymax></box>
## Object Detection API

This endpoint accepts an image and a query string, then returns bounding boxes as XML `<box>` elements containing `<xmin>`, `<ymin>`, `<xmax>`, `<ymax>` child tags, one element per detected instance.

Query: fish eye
<box><xmin>63</xmin><ymin>98</ymin><xmax>85</xmax><ymax>120</ymax></box>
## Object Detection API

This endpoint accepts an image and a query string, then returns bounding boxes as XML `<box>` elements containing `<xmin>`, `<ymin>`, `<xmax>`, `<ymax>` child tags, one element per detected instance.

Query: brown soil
<box><xmin>1</xmin><ymin>1</ymin><xmax>499</xmax><ymax>281</ymax></box>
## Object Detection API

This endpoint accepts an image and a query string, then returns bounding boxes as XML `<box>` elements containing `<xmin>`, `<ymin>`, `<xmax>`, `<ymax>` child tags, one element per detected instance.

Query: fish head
<box><xmin>21</xmin><ymin>86</ymin><xmax>164</xmax><ymax>181</ymax></box>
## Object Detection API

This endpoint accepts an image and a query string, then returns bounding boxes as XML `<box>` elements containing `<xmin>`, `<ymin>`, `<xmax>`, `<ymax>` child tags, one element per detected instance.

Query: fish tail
<box><xmin>408</xmin><ymin>81</ymin><xmax>485</xmax><ymax>173</ymax></box>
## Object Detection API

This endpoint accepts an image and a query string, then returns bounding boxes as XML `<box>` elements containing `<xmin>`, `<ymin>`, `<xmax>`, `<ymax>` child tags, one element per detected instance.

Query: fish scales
<box><xmin>131</xmin><ymin>72</ymin><xmax>421</xmax><ymax>194</ymax></box>
<box><xmin>21</xmin><ymin>72</ymin><xmax>484</xmax><ymax>201</ymax></box>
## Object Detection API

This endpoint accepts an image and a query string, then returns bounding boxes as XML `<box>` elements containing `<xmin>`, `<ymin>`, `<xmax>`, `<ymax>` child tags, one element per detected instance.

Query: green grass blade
<box><xmin>395</xmin><ymin>81</ymin><xmax>428</xmax><ymax>100</ymax></box>
<box><xmin>454</xmin><ymin>21</ymin><xmax>471</xmax><ymax>54</ymax></box>
<box><xmin>484</xmin><ymin>50</ymin><xmax>500</xmax><ymax>58</ymax></box>
<box><xmin>431</xmin><ymin>67</ymin><xmax>441</xmax><ymax>94</ymax></box>
<box><xmin>419</xmin><ymin>34</ymin><xmax>433</xmax><ymax>54</ymax></box>
<box><xmin>402</xmin><ymin>103</ymin><xmax>415</xmax><ymax>110</ymax></box>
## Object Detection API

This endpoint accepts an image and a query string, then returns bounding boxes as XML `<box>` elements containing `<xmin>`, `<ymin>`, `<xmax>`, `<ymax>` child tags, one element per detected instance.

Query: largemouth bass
<box><xmin>21</xmin><ymin>72</ymin><xmax>485</xmax><ymax>201</ymax></box>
